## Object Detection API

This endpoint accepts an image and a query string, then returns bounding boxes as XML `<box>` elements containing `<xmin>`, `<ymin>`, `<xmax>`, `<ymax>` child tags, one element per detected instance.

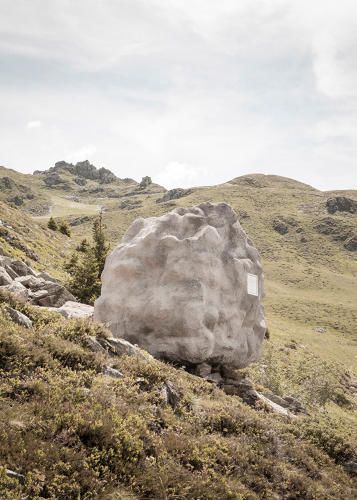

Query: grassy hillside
<box><xmin>0</xmin><ymin>294</ymin><xmax>355</xmax><ymax>499</ymax></box>
<box><xmin>63</xmin><ymin>173</ymin><xmax>357</xmax><ymax>370</ymax></box>
<box><xmin>0</xmin><ymin>165</ymin><xmax>356</xmax><ymax>497</ymax></box>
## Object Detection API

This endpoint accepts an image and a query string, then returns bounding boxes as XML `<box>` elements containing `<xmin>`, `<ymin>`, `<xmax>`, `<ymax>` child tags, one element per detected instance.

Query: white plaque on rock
<box><xmin>247</xmin><ymin>273</ymin><xmax>258</xmax><ymax>296</ymax></box>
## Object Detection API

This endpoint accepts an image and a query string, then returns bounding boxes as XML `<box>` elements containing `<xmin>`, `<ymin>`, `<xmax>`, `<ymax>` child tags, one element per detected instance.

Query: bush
<box><xmin>59</xmin><ymin>222</ymin><xmax>71</xmax><ymax>237</ymax></box>
<box><xmin>47</xmin><ymin>217</ymin><xmax>58</xmax><ymax>231</ymax></box>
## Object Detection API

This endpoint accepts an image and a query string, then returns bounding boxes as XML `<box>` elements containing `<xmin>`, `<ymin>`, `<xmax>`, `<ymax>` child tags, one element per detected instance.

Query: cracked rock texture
<box><xmin>94</xmin><ymin>202</ymin><xmax>266</xmax><ymax>369</ymax></box>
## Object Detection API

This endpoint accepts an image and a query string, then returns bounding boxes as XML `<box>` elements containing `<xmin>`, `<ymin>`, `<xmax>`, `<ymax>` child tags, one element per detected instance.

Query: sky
<box><xmin>0</xmin><ymin>0</ymin><xmax>356</xmax><ymax>190</ymax></box>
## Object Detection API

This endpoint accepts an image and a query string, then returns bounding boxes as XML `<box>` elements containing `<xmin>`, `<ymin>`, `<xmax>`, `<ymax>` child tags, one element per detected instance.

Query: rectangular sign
<box><xmin>247</xmin><ymin>273</ymin><xmax>258</xmax><ymax>296</ymax></box>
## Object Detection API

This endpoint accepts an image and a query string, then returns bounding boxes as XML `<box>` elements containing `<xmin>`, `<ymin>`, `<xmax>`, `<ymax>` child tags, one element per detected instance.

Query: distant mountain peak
<box><xmin>35</xmin><ymin>160</ymin><xmax>117</xmax><ymax>184</ymax></box>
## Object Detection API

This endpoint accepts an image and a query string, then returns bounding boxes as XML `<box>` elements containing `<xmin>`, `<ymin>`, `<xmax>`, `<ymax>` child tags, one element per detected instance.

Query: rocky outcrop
<box><xmin>38</xmin><ymin>160</ymin><xmax>117</xmax><ymax>184</ymax></box>
<box><xmin>0</xmin><ymin>256</ymin><xmax>75</xmax><ymax>307</ymax></box>
<box><xmin>139</xmin><ymin>176</ymin><xmax>152</xmax><ymax>189</ymax></box>
<box><xmin>156</xmin><ymin>188</ymin><xmax>193</xmax><ymax>204</ymax></box>
<box><xmin>94</xmin><ymin>202</ymin><xmax>266</xmax><ymax>370</ymax></box>
<box><xmin>326</xmin><ymin>196</ymin><xmax>357</xmax><ymax>214</ymax></box>
<box><xmin>344</xmin><ymin>235</ymin><xmax>357</xmax><ymax>251</ymax></box>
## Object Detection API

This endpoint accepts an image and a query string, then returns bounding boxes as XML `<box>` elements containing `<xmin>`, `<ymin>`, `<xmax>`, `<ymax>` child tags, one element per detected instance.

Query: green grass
<box><xmin>0</xmin><ymin>294</ymin><xmax>355</xmax><ymax>499</ymax></box>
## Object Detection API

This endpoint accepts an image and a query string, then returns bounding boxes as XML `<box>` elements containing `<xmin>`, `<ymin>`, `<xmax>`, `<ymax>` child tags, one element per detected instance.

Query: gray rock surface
<box><xmin>95</xmin><ymin>202</ymin><xmax>266</xmax><ymax>369</ymax></box>
<box><xmin>52</xmin><ymin>300</ymin><xmax>94</xmax><ymax>319</ymax></box>
<box><xmin>0</xmin><ymin>256</ymin><xmax>75</xmax><ymax>307</ymax></box>
<box><xmin>0</xmin><ymin>267</ymin><xmax>13</xmax><ymax>286</ymax></box>
<box><xmin>103</xmin><ymin>366</ymin><xmax>124</xmax><ymax>379</ymax></box>
<box><xmin>3</xmin><ymin>281</ymin><xmax>29</xmax><ymax>300</ymax></box>
<box><xmin>326</xmin><ymin>196</ymin><xmax>357</xmax><ymax>214</ymax></box>
<box><xmin>6</xmin><ymin>306</ymin><xmax>32</xmax><ymax>328</ymax></box>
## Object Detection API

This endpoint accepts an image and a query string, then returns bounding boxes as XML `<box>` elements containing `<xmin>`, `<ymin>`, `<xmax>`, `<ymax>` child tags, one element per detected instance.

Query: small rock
<box><xmin>6</xmin><ymin>306</ymin><xmax>32</xmax><ymax>328</ymax></box>
<box><xmin>0</xmin><ymin>267</ymin><xmax>13</xmax><ymax>286</ymax></box>
<box><xmin>2</xmin><ymin>281</ymin><xmax>29</xmax><ymax>300</ymax></box>
<box><xmin>86</xmin><ymin>336</ymin><xmax>107</xmax><ymax>354</ymax></box>
<box><xmin>272</xmin><ymin>219</ymin><xmax>289</xmax><ymax>235</ymax></box>
<box><xmin>4</xmin><ymin>265</ymin><xmax>18</xmax><ymax>280</ymax></box>
<box><xmin>256</xmin><ymin>392</ymin><xmax>294</xmax><ymax>417</ymax></box>
<box><xmin>315</xmin><ymin>327</ymin><xmax>326</xmax><ymax>334</ymax></box>
<box><xmin>101</xmin><ymin>337</ymin><xmax>150</xmax><ymax>360</ymax></box>
<box><xmin>15</xmin><ymin>275</ymin><xmax>45</xmax><ymax>288</ymax></box>
<box><xmin>55</xmin><ymin>301</ymin><xmax>93</xmax><ymax>319</ymax></box>
<box><xmin>139</xmin><ymin>176</ymin><xmax>152</xmax><ymax>189</ymax></box>
<box><xmin>9</xmin><ymin>260</ymin><xmax>36</xmax><ymax>277</ymax></box>
<box><xmin>344</xmin><ymin>235</ymin><xmax>357</xmax><ymax>252</ymax></box>
<box><xmin>6</xmin><ymin>469</ymin><xmax>25</xmax><ymax>482</ymax></box>
<box><xmin>195</xmin><ymin>362</ymin><xmax>212</xmax><ymax>378</ymax></box>
<box><xmin>36</xmin><ymin>271</ymin><xmax>58</xmax><ymax>283</ymax></box>
<box><xmin>161</xmin><ymin>381</ymin><xmax>181</xmax><ymax>410</ymax></box>
<box><xmin>103</xmin><ymin>366</ymin><xmax>123</xmax><ymax>379</ymax></box>
<box><xmin>205</xmin><ymin>372</ymin><xmax>223</xmax><ymax>384</ymax></box>
<box><xmin>30</xmin><ymin>289</ymin><xmax>49</xmax><ymax>301</ymax></box>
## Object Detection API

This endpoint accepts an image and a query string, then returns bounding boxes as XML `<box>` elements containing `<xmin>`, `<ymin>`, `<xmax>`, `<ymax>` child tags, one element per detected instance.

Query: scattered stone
<box><xmin>139</xmin><ymin>176</ymin><xmax>152</xmax><ymax>189</ymax></box>
<box><xmin>85</xmin><ymin>336</ymin><xmax>107</xmax><ymax>354</ymax></box>
<box><xmin>314</xmin><ymin>217</ymin><xmax>352</xmax><ymax>241</ymax></box>
<box><xmin>29</xmin><ymin>289</ymin><xmax>49</xmax><ymax>301</ymax></box>
<box><xmin>326</xmin><ymin>196</ymin><xmax>357</xmax><ymax>214</ymax></box>
<box><xmin>101</xmin><ymin>337</ymin><xmax>150</xmax><ymax>360</ymax></box>
<box><xmin>344</xmin><ymin>235</ymin><xmax>357</xmax><ymax>252</ymax></box>
<box><xmin>0</xmin><ymin>267</ymin><xmax>13</xmax><ymax>286</ymax></box>
<box><xmin>10</xmin><ymin>260</ymin><xmax>36</xmax><ymax>277</ymax></box>
<box><xmin>160</xmin><ymin>381</ymin><xmax>181</xmax><ymax>410</ymax></box>
<box><xmin>103</xmin><ymin>366</ymin><xmax>123</xmax><ymax>379</ymax></box>
<box><xmin>272</xmin><ymin>219</ymin><xmax>289</xmax><ymax>235</ymax></box>
<box><xmin>69</xmin><ymin>216</ymin><xmax>91</xmax><ymax>227</ymax></box>
<box><xmin>54</xmin><ymin>301</ymin><xmax>94</xmax><ymax>319</ymax></box>
<box><xmin>315</xmin><ymin>327</ymin><xmax>326</xmax><ymax>334</ymax></box>
<box><xmin>195</xmin><ymin>362</ymin><xmax>212</xmax><ymax>378</ymax></box>
<box><xmin>6</xmin><ymin>306</ymin><xmax>32</xmax><ymax>328</ymax></box>
<box><xmin>2</xmin><ymin>281</ymin><xmax>29</xmax><ymax>300</ymax></box>
<box><xmin>32</xmin><ymin>282</ymin><xmax>75</xmax><ymax>307</ymax></box>
<box><xmin>262</xmin><ymin>391</ymin><xmax>307</xmax><ymax>415</ymax></box>
<box><xmin>6</xmin><ymin>469</ymin><xmax>25</xmax><ymax>482</ymax></box>
<box><xmin>119</xmin><ymin>199</ymin><xmax>143</xmax><ymax>210</ymax></box>
<box><xmin>4</xmin><ymin>265</ymin><xmax>18</xmax><ymax>280</ymax></box>
<box><xmin>256</xmin><ymin>392</ymin><xmax>293</xmax><ymax>417</ymax></box>
<box><xmin>36</xmin><ymin>271</ymin><xmax>58</xmax><ymax>283</ymax></box>
<box><xmin>15</xmin><ymin>275</ymin><xmax>45</xmax><ymax>288</ymax></box>
<box><xmin>95</xmin><ymin>202</ymin><xmax>266</xmax><ymax>370</ymax></box>
<box><xmin>156</xmin><ymin>188</ymin><xmax>193</xmax><ymax>203</ymax></box>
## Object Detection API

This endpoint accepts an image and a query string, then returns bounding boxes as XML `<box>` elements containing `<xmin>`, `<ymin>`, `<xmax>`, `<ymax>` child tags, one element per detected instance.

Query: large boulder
<box><xmin>94</xmin><ymin>202</ymin><xmax>266</xmax><ymax>369</ymax></box>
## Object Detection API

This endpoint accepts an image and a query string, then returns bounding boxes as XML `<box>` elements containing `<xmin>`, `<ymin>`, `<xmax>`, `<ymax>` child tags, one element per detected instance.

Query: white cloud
<box><xmin>0</xmin><ymin>1</ymin><xmax>356</xmax><ymax>189</ymax></box>
<box><xmin>155</xmin><ymin>161</ymin><xmax>209</xmax><ymax>189</ymax></box>
<box><xmin>26</xmin><ymin>120</ymin><xmax>42</xmax><ymax>129</ymax></box>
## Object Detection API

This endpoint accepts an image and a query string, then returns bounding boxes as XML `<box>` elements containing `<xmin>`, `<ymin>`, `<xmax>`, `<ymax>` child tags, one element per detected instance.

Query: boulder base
<box><xmin>94</xmin><ymin>203</ymin><xmax>266</xmax><ymax>369</ymax></box>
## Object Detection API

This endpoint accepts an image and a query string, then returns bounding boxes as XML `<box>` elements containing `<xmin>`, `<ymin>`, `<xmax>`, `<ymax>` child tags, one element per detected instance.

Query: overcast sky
<box><xmin>1</xmin><ymin>1</ymin><xmax>356</xmax><ymax>190</ymax></box>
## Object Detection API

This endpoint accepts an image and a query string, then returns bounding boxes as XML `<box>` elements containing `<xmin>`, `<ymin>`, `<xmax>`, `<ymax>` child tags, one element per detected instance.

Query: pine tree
<box><xmin>47</xmin><ymin>217</ymin><xmax>58</xmax><ymax>231</ymax></box>
<box><xmin>92</xmin><ymin>210</ymin><xmax>109</xmax><ymax>278</ymax></box>
<box><xmin>76</xmin><ymin>238</ymin><xmax>90</xmax><ymax>253</ymax></box>
<box><xmin>66</xmin><ymin>249</ymin><xmax>100</xmax><ymax>304</ymax></box>
<box><xmin>64</xmin><ymin>211</ymin><xmax>109</xmax><ymax>304</ymax></box>
<box><xmin>59</xmin><ymin>222</ymin><xmax>71</xmax><ymax>237</ymax></box>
